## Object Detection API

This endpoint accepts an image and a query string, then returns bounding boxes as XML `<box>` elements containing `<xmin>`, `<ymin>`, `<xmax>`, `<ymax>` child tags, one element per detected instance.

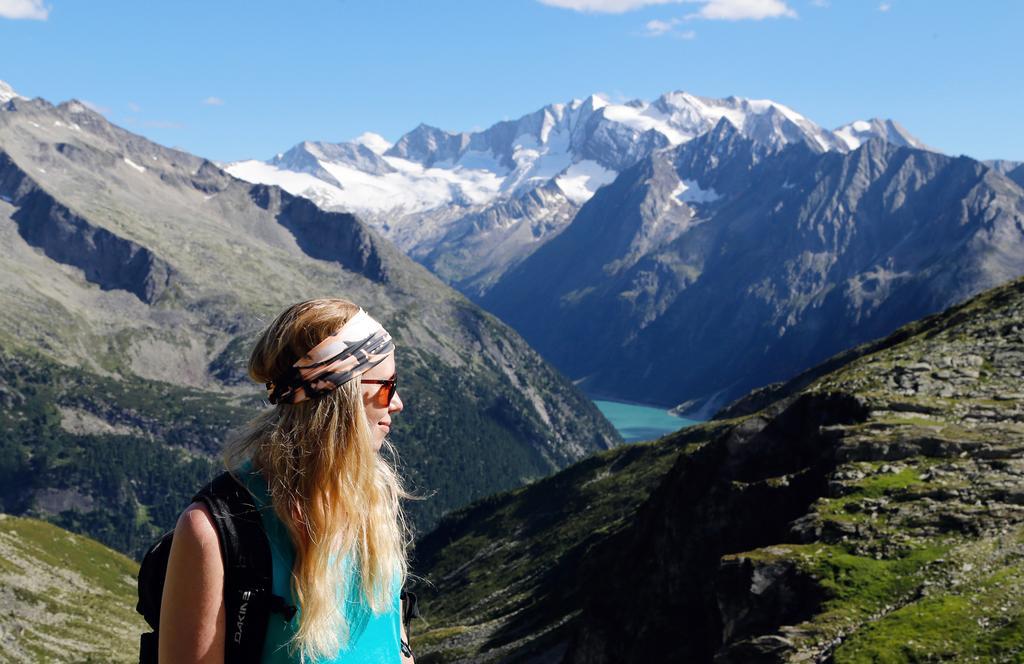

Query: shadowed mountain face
<box><xmin>412</xmin><ymin>275</ymin><xmax>1024</xmax><ymax>663</ymax></box>
<box><xmin>0</xmin><ymin>95</ymin><xmax>619</xmax><ymax>555</ymax></box>
<box><xmin>482</xmin><ymin>120</ymin><xmax>1024</xmax><ymax>416</ymax></box>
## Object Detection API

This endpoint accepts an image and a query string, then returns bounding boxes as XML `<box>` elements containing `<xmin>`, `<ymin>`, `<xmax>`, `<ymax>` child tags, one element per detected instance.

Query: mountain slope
<box><xmin>0</xmin><ymin>89</ymin><xmax>619</xmax><ymax>556</ymax></box>
<box><xmin>411</xmin><ymin>274</ymin><xmax>1024</xmax><ymax>663</ymax></box>
<box><xmin>987</xmin><ymin>159</ymin><xmax>1024</xmax><ymax>189</ymax></box>
<box><xmin>0</xmin><ymin>515</ymin><xmax>144</xmax><ymax>663</ymax></box>
<box><xmin>482</xmin><ymin>122</ymin><xmax>1024</xmax><ymax>416</ymax></box>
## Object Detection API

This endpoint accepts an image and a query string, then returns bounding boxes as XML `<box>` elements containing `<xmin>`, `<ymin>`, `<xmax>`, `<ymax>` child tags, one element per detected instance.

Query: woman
<box><xmin>159</xmin><ymin>298</ymin><xmax>413</xmax><ymax>663</ymax></box>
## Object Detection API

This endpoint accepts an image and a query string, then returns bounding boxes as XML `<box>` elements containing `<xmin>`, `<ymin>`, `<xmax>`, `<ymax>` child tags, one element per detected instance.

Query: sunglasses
<box><xmin>362</xmin><ymin>373</ymin><xmax>398</xmax><ymax>408</ymax></box>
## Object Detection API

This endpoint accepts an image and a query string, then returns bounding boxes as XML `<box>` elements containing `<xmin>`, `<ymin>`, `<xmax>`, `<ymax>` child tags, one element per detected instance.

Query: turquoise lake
<box><xmin>593</xmin><ymin>399</ymin><xmax>700</xmax><ymax>443</ymax></box>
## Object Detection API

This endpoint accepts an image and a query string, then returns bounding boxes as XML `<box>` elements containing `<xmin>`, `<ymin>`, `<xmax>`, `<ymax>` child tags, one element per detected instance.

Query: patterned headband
<box><xmin>266</xmin><ymin>309</ymin><xmax>395</xmax><ymax>405</ymax></box>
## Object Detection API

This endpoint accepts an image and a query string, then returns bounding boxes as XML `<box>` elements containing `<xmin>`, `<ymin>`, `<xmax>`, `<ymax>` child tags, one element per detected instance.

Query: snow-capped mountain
<box><xmin>0</xmin><ymin>80</ymin><xmax>25</xmax><ymax>104</ymax></box>
<box><xmin>481</xmin><ymin>124</ymin><xmax>1024</xmax><ymax>417</ymax></box>
<box><xmin>227</xmin><ymin>90</ymin><xmax>931</xmax><ymax>296</ymax></box>
<box><xmin>834</xmin><ymin>118</ymin><xmax>932</xmax><ymax>151</ymax></box>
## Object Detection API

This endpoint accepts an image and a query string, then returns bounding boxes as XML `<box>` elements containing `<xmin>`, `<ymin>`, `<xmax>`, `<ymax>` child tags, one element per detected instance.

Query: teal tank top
<box><xmin>235</xmin><ymin>462</ymin><xmax>402</xmax><ymax>663</ymax></box>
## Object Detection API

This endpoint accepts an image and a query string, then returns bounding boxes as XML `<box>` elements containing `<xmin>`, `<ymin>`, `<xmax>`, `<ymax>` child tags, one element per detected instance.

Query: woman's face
<box><xmin>361</xmin><ymin>352</ymin><xmax>403</xmax><ymax>450</ymax></box>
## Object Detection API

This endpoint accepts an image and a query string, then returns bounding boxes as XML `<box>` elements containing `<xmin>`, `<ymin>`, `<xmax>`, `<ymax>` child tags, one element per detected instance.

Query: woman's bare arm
<box><xmin>158</xmin><ymin>502</ymin><xmax>226</xmax><ymax>664</ymax></box>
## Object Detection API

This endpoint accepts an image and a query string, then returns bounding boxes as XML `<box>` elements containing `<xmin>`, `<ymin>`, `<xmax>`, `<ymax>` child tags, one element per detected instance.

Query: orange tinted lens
<box><xmin>375</xmin><ymin>380</ymin><xmax>396</xmax><ymax>408</ymax></box>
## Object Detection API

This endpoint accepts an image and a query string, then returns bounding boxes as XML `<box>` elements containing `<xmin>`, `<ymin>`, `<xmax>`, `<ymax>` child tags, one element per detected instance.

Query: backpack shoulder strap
<box><xmin>400</xmin><ymin>588</ymin><xmax>419</xmax><ymax>658</ymax></box>
<box><xmin>193</xmin><ymin>470</ymin><xmax>290</xmax><ymax>664</ymax></box>
<box><xmin>136</xmin><ymin>529</ymin><xmax>174</xmax><ymax>663</ymax></box>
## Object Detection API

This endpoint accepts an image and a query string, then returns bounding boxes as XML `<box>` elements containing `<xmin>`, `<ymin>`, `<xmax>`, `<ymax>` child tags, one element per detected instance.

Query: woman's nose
<box><xmin>389</xmin><ymin>391</ymin><xmax>403</xmax><ymax>413</ymax></box>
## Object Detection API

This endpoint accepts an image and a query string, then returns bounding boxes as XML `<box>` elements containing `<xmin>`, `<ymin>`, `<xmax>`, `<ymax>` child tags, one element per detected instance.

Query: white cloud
<box><xmin>539</xmin><ymin>0</ymin><xmax>681</xmax><ymax>13</ymax></box>
<box><xmin>594</xmin><ymin>89</ymin><xmax>637</xmax><ymax>103</ymax></box>
<box><xmin>128</xmin><ymin>102</ymin><xmax>141</xmax><ymax>113</ymax></box>
<box><xmin>202</xmin><ymin>96</ymin><xmax>225</xmax><ymax>106</ymax></box>
<box><xmin>642</xmin><ymin>17</ymin><xmax>696</xmax><ymax>38</ymax></box>
<box><xmin>686</xmin><ymin>0</ymin><xmax>796</xmax><ymax>20</ymax></box>
<box><xmin>541</xmin><ymin>0</ymin><xmax>795</xmax><ymax>20</ymax></box>
<box><xmin>878</xmin><ymin>2</ymin><xmax>891</xmax><ymax>11</ymax></box>
<box><xmin>645</xmin><ymin>18</ymin><xmax>677</xmax><ymax>35</ymax></box>
<box><xmin>0</xmin><ymin>0</ymin><xmax>48</xmax><ymax>19</ymax></box>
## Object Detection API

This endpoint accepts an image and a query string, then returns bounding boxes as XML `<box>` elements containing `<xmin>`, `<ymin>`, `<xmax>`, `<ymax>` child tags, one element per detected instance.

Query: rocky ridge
<box><xmin>411</xmin><ymin>275</ymin><xmax>1024</xmax><ymax>663</ymax></box>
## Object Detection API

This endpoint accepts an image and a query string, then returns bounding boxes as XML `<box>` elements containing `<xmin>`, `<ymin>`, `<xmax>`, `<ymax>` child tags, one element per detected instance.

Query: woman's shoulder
<box><xmin>160</xmin><ymin>502</ymin><xmax>227</xmax><ymax>661</ymax></box>
<box><xmin>174</xmin><ymin>501</ymin><xmax>222</xmax><ymax>561</ymax></box>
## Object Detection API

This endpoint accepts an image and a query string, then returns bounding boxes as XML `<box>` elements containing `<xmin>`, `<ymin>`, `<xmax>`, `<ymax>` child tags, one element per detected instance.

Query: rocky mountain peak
<box><xmin>385</xmin><ymin>122</ymin><xmax>468</xmax><ymax>166</ymax></box>
<box><xmin>482</xmin><ymin>129</ymin><xmax>1024</xmax><ymax>417</ymax></box>
<box><xmin>834</xmin><ymin>117</ymin><xmax>932</xmax><ymax>152</ymax></box>
<box><xmin>271</xmin><ymin>139</ymin><xmax>397</xmax><ymax>183</ymax></box>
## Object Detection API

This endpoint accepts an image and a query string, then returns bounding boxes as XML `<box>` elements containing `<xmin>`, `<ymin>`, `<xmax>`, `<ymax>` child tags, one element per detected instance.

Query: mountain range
<box><xmin>0</xmin><ymin>80</ymin><xmax>619</xmax><ymax>555</ymax></box>
<box><xmin>483</xmin><ymin>120</ymin><xmax>1024</xmax><ymax>415</ymax></box>
<box><xmin>3</xmin><ymin>76</ymin><xmax>1023</xmax><ymax>663</ymax></box>
<box><xmin>222</xmin><ymin>88</ymin><xmax>1024</xmax><ymax>418</ymax></box>
<box><xmin>227</xmin><ymin>91</ymin><xmax>929</xmax><ymax>297</ymax></box>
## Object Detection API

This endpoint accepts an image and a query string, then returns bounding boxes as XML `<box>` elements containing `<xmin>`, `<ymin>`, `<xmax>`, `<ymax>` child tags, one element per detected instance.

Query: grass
<box><xmin>725</xmin><ymin>539</ymin><xmax>949</xmax><ymax>634</ymax></box>
<box><xmin>811</xmin><ymin>544</ymin><xmax>948</xmax><ymax>618</ymax></box>
<box><xmin>833</xmin><ymin>551</ymin><xmax>1024</xmax><ymax>662</ymax></box>
<box><xmin>744</xmin><ymin>527</ymin><xmax>1024</xmax><ymax>663</ymax></box>
<box><xmin>0</xmin><ymin>515</ymin><xmax>145</xmax><ymax>663</ymax></box>
<box><xmin>815</xmin><ymin>461</ymin><xmax>928</xmax><ymax>525</ymax></box>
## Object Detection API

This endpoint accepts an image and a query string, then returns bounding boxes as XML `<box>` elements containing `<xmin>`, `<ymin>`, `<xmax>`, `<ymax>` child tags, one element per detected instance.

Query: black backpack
<box><xmin>136</xmin><ymin>471</ymin><xmax>297</xmax><ymax>663</ymax></box>
<box><xmin>136</xmin><ymin>471</ymin><xmax>419</xmax><ymax>663</ymax></box>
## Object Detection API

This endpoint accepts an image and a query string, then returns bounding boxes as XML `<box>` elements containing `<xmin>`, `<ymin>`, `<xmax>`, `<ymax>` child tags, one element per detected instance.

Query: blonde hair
<box><xmin>224</xmin><ymin>298</ymin><xmax>409</xmax><ymax>661</ymax></box>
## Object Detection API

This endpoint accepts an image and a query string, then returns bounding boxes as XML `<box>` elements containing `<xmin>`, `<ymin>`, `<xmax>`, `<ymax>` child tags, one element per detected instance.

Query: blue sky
<box><xmin>1</xmin><ymin>0</ymin><xmax>1019</xmax><ymax>162</ymax></box>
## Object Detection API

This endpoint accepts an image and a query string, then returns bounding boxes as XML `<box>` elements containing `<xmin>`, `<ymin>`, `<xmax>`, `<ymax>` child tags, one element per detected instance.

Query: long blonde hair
<box><xmin>224</xmin><ymin>298</ymin><xmax>409</xmax><ymax>661</ymax></box>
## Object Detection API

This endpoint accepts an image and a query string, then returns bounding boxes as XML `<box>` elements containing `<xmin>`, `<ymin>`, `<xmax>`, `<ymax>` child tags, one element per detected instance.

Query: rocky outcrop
<box><xmin>249</xmin><ymin>183</ymin><xmax>390</xmax><ymax>283</ymax></box>
<box><xmin>566</xmin><ymin>392</ymin><xmax>867</xmax><ymax>662</ymax></box>
<box><xmin>0</xmin><ymin>151</ymin><xmax>177</xmax><ymax>303</ymax></box>
<box><xmin>565</xmin><ymin>277</ymin><xmax>1024</xmax><ymax>663</ymax></box>
<box><xmin>413</xmin><ymin>275</ymin><xmax>1024</xmax><ymax>663</ymax></box>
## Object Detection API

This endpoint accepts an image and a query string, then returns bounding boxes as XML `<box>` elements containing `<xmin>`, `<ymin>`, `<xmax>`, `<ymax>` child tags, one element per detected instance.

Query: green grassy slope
<box><xmin>0</xmin><ymin>515</ymin><xmax>144</xmax><ymax>663</ymax></box>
